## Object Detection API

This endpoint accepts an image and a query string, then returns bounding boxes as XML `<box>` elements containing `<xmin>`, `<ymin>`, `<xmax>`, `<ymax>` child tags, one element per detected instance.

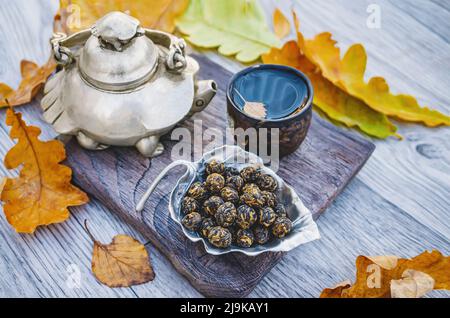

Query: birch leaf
<box><xmin>0</xmin><ymin>59</ymin><xmax>56</xmax><ymax>108</ymax></box>
<box><xmin>299</xmin><ymin>28</ymin><xmax>450</xmax><ymax>126</ymax></box>
<box><xmin>85</xmin><ymin>221</ymin><xmax>155</xmax><ymax>288</ymax></box>
<box><xmin>0</xmin><ymin>108</ymin><xmax>89</xmax><ymax>233</ymax></box>
<box><xmin>176</xmin><ymin>0</ymin><xmax>280</xmax><ymax>63</ymax></box>
<box><xmin>58</xmin><ymin>0</ymin><xmax>189</xmax><ymax>34</ymax></box>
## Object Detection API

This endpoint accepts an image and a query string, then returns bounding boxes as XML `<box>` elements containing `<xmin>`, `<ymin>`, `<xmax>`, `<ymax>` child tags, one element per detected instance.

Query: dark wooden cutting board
<box><xmin>65</xmin><ymin>55</ymin><xmax>375</xmax><ymax>297</ymax></box>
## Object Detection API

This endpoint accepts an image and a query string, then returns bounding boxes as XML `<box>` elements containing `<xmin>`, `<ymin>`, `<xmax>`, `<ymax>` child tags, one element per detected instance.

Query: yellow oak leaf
<box><xmin>85</xmin><ymin>221</ymin><xmax>155</xmax><ymax>287</ymax></box>
<box><xmin>320</xmin><ymin>250</ymin><xmax>450</xmax><ymax>298</ymax></box>
<box><xmin>58</xmin><ymin>0</ymin><xmax>189</xmax><ymax>34</ymax></box>
<box><xmin>273</xmin><ymin>8</ymin><xmax>290</xmax><ymax>39</ymax></box>
<box><xmin>262</xmin><ymin>41</ymin><xmax>398</xmax><ymax>139</ymax></box>
<box><xmin>297</xmin><ymin>24</ymin><xmax>450</xmax><ymax>126</ymax></box>
<box><xmin>0</xmin><ymin>107</ymin><xmax>89</xmax><ymax>233</ymax></box>
<box><xmin>0</xmin><ymin>59</ymin><xmax>56</xmax><ymax>108</ymax></box>
<box><xmin>264</xmin><ymin>11</ymin><xmax>398</xmax><ymax>138</ymax></box>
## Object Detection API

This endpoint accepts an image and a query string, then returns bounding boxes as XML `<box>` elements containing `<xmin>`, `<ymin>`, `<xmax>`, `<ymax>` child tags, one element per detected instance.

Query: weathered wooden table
<box><xmin>0</xmin><ymin>0</ymin><xmax>449</xmax><ymax>297</ymax></box>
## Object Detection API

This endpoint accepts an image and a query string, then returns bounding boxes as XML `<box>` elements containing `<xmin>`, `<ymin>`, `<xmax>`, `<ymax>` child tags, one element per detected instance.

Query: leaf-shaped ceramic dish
<box><xmin>136</xmin><ymin>145</ymin><xmax>320</xmax><ymax>256</ymax></box>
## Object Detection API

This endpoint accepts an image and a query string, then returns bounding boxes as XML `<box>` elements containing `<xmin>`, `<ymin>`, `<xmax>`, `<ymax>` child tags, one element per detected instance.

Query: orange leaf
<box><xmin>297</xmin><ymin>20</ymin><xmax>450</xmax><ymax>126</ymax></box>
<box><xmin>321</xmin><ymin>250</ymin><xmax>450</xmax><ymax>298</ymax></box>
<box><xmin>320</xmin><ymin>281</ymin><xmax>351</xmax><ymax>298</ymax></box>
<box><xmin>85</xmin><ymin>221</ymin><xmax>155</xmax><ymax>287</ymax></box>
<box><xmin>0</xmin><ymin>108</ymin><xmax>89</xmax><ymax>233</ymax></box>
<box><xmin>58</xmin><ymin>0</ymin><xmax>189</xmax><ymax>34</ymax></box>
<box><xmin>273</xmin><ymin>8</ymin><xmax>290</xmax><ymax>39</ymax></box>
<box><xmin>262</xmin><ymin>41</ymin><xmax>398</xmax><ymax>139</ymax></box>
<box><xmin>0</xmin><ymin>59</ymin><xmax>56</xmax><ymax>108</ymax></box>
<box><xmin>263</xmin><ymin>13</ymin><xmax>399</xmax><ymax>139</ymax></box>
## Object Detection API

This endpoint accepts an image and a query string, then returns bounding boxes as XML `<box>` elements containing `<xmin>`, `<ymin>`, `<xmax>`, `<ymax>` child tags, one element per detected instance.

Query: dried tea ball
<box><xmin>274</xmin><ymin>203</ymin><xmax>287</xmax><ymax>217</ymax></box>
<box><xmin>262</xmin><ymin>191</ymin><xmax>277</xmax><ymax>208</ymax></box>
<box><xmin>240</xmin><ymin>166</ymin><xmax>261</xmax><ymax>183</ymax></box>
<box><xmin>205</xmin><ymin>173</ymin><xmax>225</xmax><ymax>193</ymax></box>
<box><xmin>215</xmin><ymin>202</ymin><xmax>237</xmax><ymax>227</ymax></box>
<box><xmin>240</xmin><ymin>191</ymin><xmax>265</xmax><ymax>209</ymax></box>
<box><xmin>187</xmin><ymin>181</ymin><xmax>208</xmax><ymax>201</ymax></box>
<box><xmin>236</xmin><ymin>229</ymin><xmax>254</xmax><ymax>248</ymax></box>
<box><xmin>272</xmin><ymin>216</ymin><xmax>293</xmax><ymax>238</ymax></box>
<box><xmin>236</xmin><ymin>205</ymin><xmax>257</xmax><ymax>229</ymax></box>
<box><xmin>242</xmin><ymin>183</ymin><xmax>260</xmax><ymax>194</ymax></box>
<box><xmin>200</xmin><ymin>217</ymin><xmax>215</xmax><ymax>237</ymax></box>
<box><xmin>208</xmin><ymin>226</ymin><xmax>232</xmax><ymax>248</ymax></box>
<box><xmin>181</xmin><ymin>212</ymin><xmax>202</xmax><ymax>231</ymax></box>
<box><xmin>205</xmin><ymin>159</ymin><xmax>225</xmax><ymax>175</ymax></box>
<box><xmin>226</xmin><ymin>175</ymin><xmax>244</xmax><ymax>192</ymax></box>
<box><xmin>220</xmin><ymin>186</ymin><xmax>239</xmax><ymax>204</ymax></box>
<box><xmin>259</xmin><ymin>207</ymin><xmax>277</xmax><ymax>227</ymax></box>
<box><xmin>203</xmin><ymin>196</ymin><xmax>224</xmax><ymax>216</ymax></box>
<box><xmin>224</xmin><ymin>166</ymin><xmax>240</xmax><ymax>178</ymax></box>
<box><xmin>181</xmin><ymin>196</ymin><xmax>199</xmax><ymax>214</ymax></box>
<box><xmin>253</xmin><ymin>225</ymin><xmax>270</xmax><ymax>245</ymax></box>
<box><xmin>257</xmin><ymin>174</ymin><xmax>278</xmax><ymax>192</ymax></box>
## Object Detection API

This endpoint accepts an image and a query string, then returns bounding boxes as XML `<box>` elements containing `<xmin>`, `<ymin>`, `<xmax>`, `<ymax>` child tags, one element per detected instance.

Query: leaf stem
<box><xmin>83</xmin><ymin>219</ymin><xmax>97</xmax><ymax>243</ymax></box>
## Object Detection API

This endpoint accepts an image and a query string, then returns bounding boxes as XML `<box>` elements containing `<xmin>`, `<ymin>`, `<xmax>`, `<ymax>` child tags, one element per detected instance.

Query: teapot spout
<box><xmin>191</xmin><ymin>80</ymin><xmax>217</xmax><ymax>113</ymax></box>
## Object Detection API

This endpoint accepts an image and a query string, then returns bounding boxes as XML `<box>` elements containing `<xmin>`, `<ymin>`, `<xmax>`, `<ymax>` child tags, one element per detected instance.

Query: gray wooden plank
<box><xmin>390</xmin><ymin>0</ymin><xmax>450</xmax><ymax>44</ymax></box>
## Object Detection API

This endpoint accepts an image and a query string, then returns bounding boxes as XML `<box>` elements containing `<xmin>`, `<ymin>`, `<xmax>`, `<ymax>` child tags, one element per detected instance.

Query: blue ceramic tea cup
<box><xmin>227</xmin><ymin>64</ymin><xmax>313</xmax><ymax>156</ymax></box>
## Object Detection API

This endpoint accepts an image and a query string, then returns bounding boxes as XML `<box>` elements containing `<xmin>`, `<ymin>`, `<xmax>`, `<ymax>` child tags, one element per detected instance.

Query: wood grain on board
<box><xmin>65</xmin><ymin>55</ymin><xmax>374</xmax><ymax>297</ymax></box>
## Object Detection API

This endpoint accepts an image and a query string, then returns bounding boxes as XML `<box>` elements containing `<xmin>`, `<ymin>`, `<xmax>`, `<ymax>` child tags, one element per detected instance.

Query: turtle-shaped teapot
<box><xmin>42</xmin><ymin>11</ymin><xmax>217</xmax><ymax>157</ymax></box>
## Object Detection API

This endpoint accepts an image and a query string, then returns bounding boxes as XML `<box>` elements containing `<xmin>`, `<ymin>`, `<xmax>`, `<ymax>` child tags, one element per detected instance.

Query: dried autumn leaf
<box><xmin>273</xmin><ymin>8</ymin><xmax>290</xmax><ymax>39</ymax></box>
<box><xmin>320</xmin><ymin>250</ymin><xmax>450</xmax><ymax>298</ymax></box>
<box><xmin>0</xmin><ymin>59</ymin><xmax>56</xmax><ymax>108</ymax></box>
<box><xmin>263</xmin><ymin>12</ymin><xmax>398</xmax><ymax>139</ymax></box>
<box><xmin>176</xmin><ymin>0</ymin><xmax>280</xmax><ymax>63</ymax></box>
<box><xmin>390</xmin><ymin>269</ymin><xmax>435</xmax><ymax>298</ymax></box>
<box><xmin>0</xmin><ymin>177</ymin><xmax>5</xmax><ymax>194</ymax></box>
<box><xmin>298</xmin><ymin>23</ymin><xmax>450</xmax><ymax>126</ymax></box>
<box><xmin>244</xmin><ymin>102</ymin><xmax>267</xmax><ymax>119</ymax></box>
<box><xmin>262</xmin><ymin>41</ymin><xmax>398</xmax><ymax>139</ymax></box>
<box><xmin>0</xmin><ymin>108</ymin><xmax>89</xmax><ymax>233</ymax></box>
<box><xmin>85</xmin><ymin>221</ymin><xmax>155</xmax><ymax>287</ymax></box>
<box><xmin>58</xmin><ymin>0</ymin><xmax>189</xmax><ymax>34</ymax></box>
<box><xmin>320</xmin><ymin>280</ymin><xmax>352</xmax><ymax>298</ymax></box>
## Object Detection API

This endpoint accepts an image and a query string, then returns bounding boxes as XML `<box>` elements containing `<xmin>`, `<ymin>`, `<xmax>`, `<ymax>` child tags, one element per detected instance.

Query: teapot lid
<box><xmin>79</xmin><ymin>12</ymin><xmax>158</xmax><ymax>91</ymax></box>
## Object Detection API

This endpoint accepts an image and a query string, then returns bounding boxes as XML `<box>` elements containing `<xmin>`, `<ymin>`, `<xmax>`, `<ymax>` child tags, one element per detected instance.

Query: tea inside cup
<box><xmin>230</xmin><ymin>65</ymin><xmax>311</xmax><ymax>120</ymax></box>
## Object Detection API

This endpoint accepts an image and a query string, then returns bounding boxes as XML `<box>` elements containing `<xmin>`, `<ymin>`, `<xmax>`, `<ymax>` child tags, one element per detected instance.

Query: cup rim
<box><xmin>227</xmin><ymin>64</ymin><xmax>314</xmax><ymax>123</ymax></box>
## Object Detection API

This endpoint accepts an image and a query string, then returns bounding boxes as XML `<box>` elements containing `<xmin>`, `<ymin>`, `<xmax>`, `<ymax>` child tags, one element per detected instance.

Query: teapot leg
<box><xmin>136</xmin><ymin>135</ymin><xmax>164</xmax><ymax>157</ymax></box>
<box><xmin>77</xmin><ymin>131</ymin><xmax>109</xmax><ymax>150</ymax></box>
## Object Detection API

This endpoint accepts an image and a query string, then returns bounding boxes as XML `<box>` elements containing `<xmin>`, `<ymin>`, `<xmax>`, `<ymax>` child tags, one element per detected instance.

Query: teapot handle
<box><xmin>143</xmin><ymin>29</ymin><xmax>187</xmax><ymax>74</ymax></box>
<box><xmin>51</xmin><ymin>30</ymin><xmax>91</xmax><ymax>66</ymax></box>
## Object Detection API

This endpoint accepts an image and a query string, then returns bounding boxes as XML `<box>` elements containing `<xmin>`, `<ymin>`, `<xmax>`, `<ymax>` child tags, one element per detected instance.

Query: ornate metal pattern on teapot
<box><xmin>42</xmin><ymin>11</ymin><xmax>217</xmax><ymax>157</ymax></box>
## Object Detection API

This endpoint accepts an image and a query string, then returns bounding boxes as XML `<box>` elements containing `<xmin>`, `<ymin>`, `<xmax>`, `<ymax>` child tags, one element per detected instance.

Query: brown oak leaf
<box><xmin>0</xmin><ymin>59</ymin><xmax>56</xmax><ymax>108</ymax></box>
<box><xmin>85</xmin><ymin>220</ymin><xmax>155</xmax><ymax>288</ymax></box>
<box><xmin>320</xmin><ymin>250</ymin><xmax>450</xmax><ymax>298</ymax></box>
<box><xmin>0</xmin><ymin>107</ymin><xmax>89</xmax><ymax>233</ymax></box>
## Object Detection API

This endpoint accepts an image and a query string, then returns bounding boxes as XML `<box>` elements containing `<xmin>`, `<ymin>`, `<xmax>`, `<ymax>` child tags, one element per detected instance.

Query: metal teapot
<box><xmin>41</xmin><ymin>11</ymin><xmax>217</xmax><ymax>157</ymax></box>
